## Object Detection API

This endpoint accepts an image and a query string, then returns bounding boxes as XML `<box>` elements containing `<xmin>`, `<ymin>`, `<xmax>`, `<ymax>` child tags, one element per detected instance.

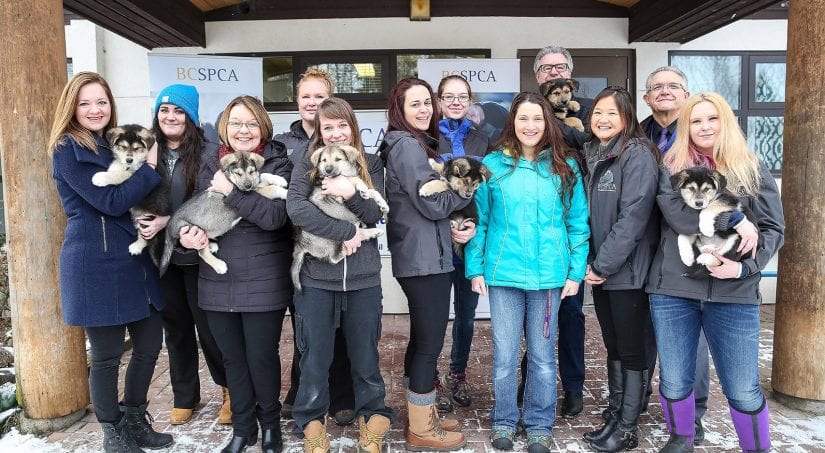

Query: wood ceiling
<box><xmin>189</xmin><ymin>0</ymin><xmax>245</xmax><ymax>12</ymax></box>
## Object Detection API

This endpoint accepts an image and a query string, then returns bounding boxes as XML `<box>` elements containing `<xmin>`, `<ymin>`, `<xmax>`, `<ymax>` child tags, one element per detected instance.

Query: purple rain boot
<box><xmin>659</xmin><ymin>392</ymin><xmax>695</xmax><ymax>453</ymax></box>
<box><xmin>730</xmin><ymin>400</ymin><xmax>771</xmax><ymax>453</ymax></box>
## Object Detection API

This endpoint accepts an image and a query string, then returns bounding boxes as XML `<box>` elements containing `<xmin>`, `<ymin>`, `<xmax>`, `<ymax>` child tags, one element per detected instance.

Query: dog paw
<box><xmin>419</xmin><ymin>180</ymin><xmax>448</xmax><ymax>197</ymax></box>
<box><xmin>260</xmin><ymin>173</ymin><xmax>288</xmax><ymax>188</ymax></box>
<box><xmin>699</xmin><ymin>245</ymin><xmax>716</xmax><ymax>254</ymax></box>
<box><xmin>128</xmin><ymin>241</ymin><xmax>146</xmax><ymax>256</ymax></box>
<box><xmin>679</xmin><ymin>249</ymin><xmax>696</xmax><ymax>266</ymax></box>
<box><xmin>212</xmin><ymin>260</ymin><xmax>228</xmax><ymax>275</ymax></box>
<box><xmin>256</xmin><ymin>184</ymin><xmax>288</xmax><ymax>200</ymax></box>
<box><xmin>696</xmin><ymin>253</ymin><xmax>720</xmax><ymax>267</ymax></box>
<box><xmin>208</xmin><ymin>241</ymin><xmax>219</xmax><ymax>253</ymax></box>
<box><xmin>91</xmin><ymin>172</ymin><xmax>110</xmax><ymax>187</ymax></box>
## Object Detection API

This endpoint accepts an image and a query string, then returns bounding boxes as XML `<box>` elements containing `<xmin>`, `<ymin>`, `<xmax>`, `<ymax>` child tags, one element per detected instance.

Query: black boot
<box><xmin>660</xmin><ymin>434</ymin><xmax>694</xmax><ymax>452</ymax></box>
<box><xmin>585</xmin><ymin>360</ymin><xmax>623</xmax><ymax>442</ymax></box>
<box><xmin>589</xmin><ymin>369</ymin><xmax>647</xmax><ymax>453</ymax></box>
<box><xmin>122</xmin><ymin>403</ymin><xmax>173</xmax><ymax>449</ymax></box>
<box><xmin>261</xmin><ymin>425</ymin><xmax>283</xmax><ymax>453</ymax></box>
<box><xmin>101</xmin><ymin>414</ymin><xmax>145</xmax><ymax>453</ymax></box>
<box><xmin>221</xmin><ymin>435</ymin><xmax>251</xmax><ymax>453</ymax></box>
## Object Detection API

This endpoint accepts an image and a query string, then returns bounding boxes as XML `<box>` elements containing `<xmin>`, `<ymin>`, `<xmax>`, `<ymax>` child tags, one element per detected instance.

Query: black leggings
<box><xmin>398</xmin><ymin>273</ymin><xmax>452</xmax><ymax>394</ymax></box>
<box><xmin>592</xmin><ymin>287</ymin><xmax>649</xmax><ymax>370</ymax></box>
<box><xmin>85</xmin><ymin>307</ymin><xmax>163</xmax><ymax>423</ymax></box>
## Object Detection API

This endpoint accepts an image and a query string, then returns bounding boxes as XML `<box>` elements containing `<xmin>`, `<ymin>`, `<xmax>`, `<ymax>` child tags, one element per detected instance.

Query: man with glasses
<box><xmin>640</xmin><ymin>65</ymin><xmax>711</xmax><ymax>444</ymax></box>
<box><xmin>534</xmin><ymin>45</ymin><xmax>593</xmax><ymax>149</ymax></box>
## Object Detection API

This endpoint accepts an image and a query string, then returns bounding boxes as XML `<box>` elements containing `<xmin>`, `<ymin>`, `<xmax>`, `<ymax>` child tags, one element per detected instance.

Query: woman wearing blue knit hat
<box><xmin>141</xmin><ymin>83</ymin><xmax>232</xmax><ymax>426</ymax></box>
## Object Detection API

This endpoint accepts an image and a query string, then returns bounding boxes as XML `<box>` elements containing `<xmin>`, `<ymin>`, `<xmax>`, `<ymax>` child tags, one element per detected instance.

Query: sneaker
<box><xmin>446</xmin><ymin>372</ymin><xmax>472</xmax><ymax>407</ymax></box>
<box><xmin>433</xmin><ymin>379</ymin><xmax>454</xmax><ymax>414</ymax></box>
<box><xmin>490</xmin><ymin>429</ymin><xmax>515</xmax><ymax>450</ymax></box>
<box><xmin>526</xmin><ymin>433</ymin><xmax>553</xmax><ymax>453</ymax></box>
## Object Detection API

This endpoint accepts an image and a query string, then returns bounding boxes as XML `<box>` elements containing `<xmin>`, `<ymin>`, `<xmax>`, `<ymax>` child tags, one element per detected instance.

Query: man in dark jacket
<box><xmin>534</xmin><ymin>45</ymin><xmax>593</xmax><ymax>150</ymax></box>
<box><xmin>639</xmin><ymin>65</ymin><xmax>711</xmax><ymax>443</ymax></box>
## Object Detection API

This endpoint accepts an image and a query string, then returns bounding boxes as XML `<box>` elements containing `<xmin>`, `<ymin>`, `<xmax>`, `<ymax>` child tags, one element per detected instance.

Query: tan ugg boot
<box><xmin>303</xmin><ymin>419</ymin><xmax>330</xmax><ymax>453</ymax></box>
<box><xmin>218</xmin><ymin>386</ymin><xmax>232</xmax><ymax>424</ymax></box>
<box><xmin>405</xmin><ymin>393</ymin><xmax>465</xmax><ymax>451</ymax></box>
<box><xmin>358</xmin><ymin>415</ymin><xmax>390</xmax><ymax>453</ymax></box>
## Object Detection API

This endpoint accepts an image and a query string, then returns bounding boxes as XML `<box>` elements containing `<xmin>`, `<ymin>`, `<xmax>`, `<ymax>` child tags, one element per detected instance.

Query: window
<box><xmin>670</xmin><ymin>51</ymin><xmax>786</xmax><ymax>175</ymax></box>
<box><xmin>253</xmin><ymin>49</ymin><xmax>489</xmax><ymax>110</ymax></box>
<box><xmin>67</xmin><ymin>58</ymin><xmax>73</xmax><ymax>79</ymax></box>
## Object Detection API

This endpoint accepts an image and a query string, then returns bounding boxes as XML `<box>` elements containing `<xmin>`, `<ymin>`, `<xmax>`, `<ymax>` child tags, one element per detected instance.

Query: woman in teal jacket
<box><xmin>465</xmin><ymin>92</ymin><xmax>589</xmax><ymax>453</ymax></box>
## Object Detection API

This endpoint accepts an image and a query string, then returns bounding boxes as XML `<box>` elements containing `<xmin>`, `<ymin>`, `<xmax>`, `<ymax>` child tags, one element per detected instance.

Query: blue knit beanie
<box><xmin>155</xmin><ymin>84</ymin><xmax>200</xmax><ymax>125</ymax></box>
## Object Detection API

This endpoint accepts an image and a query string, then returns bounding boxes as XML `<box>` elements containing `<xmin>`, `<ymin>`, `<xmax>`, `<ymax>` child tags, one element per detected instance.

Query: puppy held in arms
<box><xmin>671</xmin><ymin>167</ymin><xmax>756</xmax><ymax>278</ymax></box>
<box><xmin>93</xmin><ymin>124</ymin><xmax>170</xmax><ymax>264</ymax></box>
<box><xmin>291</xmin><ymin>144</ymin><xmax>389</xmax><ymax>292</ymax></box>
<box><xmin>539</xmin><ymin>78</ymin><xmax>585</xmax><ymax>132</ymax></box>
<box><xmin>158</xmin><ymin>151</ymin><xmax>288</xmax><ymax>276</ymax></box>
<box><xmin>420</xmin><ymin>157</ymin><xmax>491</xmax><ymax>259</ymax></box>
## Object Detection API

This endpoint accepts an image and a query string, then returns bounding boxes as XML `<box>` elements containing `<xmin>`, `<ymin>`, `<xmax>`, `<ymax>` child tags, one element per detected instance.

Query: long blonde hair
<box><xmin>665</xmin><ymin>92</ymin><xmax>761</xmax><ymax>196</ymax></box>
<box><xmin>48</xmin><ymin>72</ymin><xmax>117</xmax><ymax>155</ymax></box>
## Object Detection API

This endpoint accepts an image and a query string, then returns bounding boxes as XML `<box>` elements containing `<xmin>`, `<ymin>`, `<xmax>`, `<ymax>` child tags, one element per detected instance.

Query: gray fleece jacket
<box><xmin>584</xmin><ymin>137</ymin><xmax>660</xmax><ymax>290</ymax></box>
<box><xmin>286</xmin><ymin>152</ymin><xmax>386</xmax><ymax>291</ymax></box>
<box><xmin>646</xmin><ymin>161</ymin><xmax>784</xmax><ymax>304</ymax></box>
<box><xmin>379</xmin><ymin>131</ymin><xmax>472</xmax><ymax>278</ymax></box>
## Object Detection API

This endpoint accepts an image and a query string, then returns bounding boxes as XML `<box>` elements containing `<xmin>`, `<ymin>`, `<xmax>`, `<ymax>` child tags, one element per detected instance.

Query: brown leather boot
<box><xmin>358</xmin><ymin>415</ymin><xmax>390</xmax><ymax>453</ymax></box>
<box><xmin>303</xmin><ymin>419</ymin><xmax>330</xmax><ymax>453</ymax></box>
<box><xmin>218</xmin><ymin>386</ymin><xmax>232</xmax><ymax>424</ymax></box>
<box><xmin>405</xmin><ymin>393</ymin><xmax>465</xmax><ymax>451</ymax></box>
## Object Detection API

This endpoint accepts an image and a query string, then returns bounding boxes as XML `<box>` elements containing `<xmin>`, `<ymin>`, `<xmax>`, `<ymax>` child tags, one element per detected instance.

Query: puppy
<box><xmin>158</xmin><ymin>151</ymin><xmax>288</xmax><ymax>276</ymax></box>
<box><xmin>420</xmin><ymin>157</ymin><xmax>491</xmax><ymax>259</ymax></box>
<box><xmin>539</xmin><ymin>78</ymin><xmax>585</xmax><ymax>132</ymax></box>
<box><xmin>94</xmin><ymin>124</ymin><xmax>170</xmax><ymax>264</ymax></box>
<box><xmin>291</xmin><ymin>144</ymin><xmax>389</xmax><ymax>292</ymax></box>
<box><xmin>670</xmin><ymin>167</ymin><xmax>754</xmax><ymax>278</ymax></box>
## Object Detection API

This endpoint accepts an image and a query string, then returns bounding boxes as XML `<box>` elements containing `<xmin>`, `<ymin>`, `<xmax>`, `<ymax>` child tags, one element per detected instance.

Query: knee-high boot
<box><xmin>730</xmin><ymin>400</ymin><xmax>770</xmax><ymax>453</ymax></box>
<box><xmin>584</xmin><ymin>360</ymin><xmax>623</xmax><ymax>442</ymax></box>
<box><xmin>659</xmin><ymin>392</ymin><xmax>695</xmax><ymax>453</ymax></box>
<box><xmin>589</xmin><ymin>369</ymin><xmax>647</xmax><ymax>452</ymax></box>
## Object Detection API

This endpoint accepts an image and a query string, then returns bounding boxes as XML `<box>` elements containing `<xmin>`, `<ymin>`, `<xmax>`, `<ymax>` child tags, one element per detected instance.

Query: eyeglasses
<box><xmin>227</xmin><ymin>121</ymin><xmax>260</xmax><ymax>130</ymax></box>
<box><xmin>648</xmin><ymin>83</ymin><xmax>685</xmax><ymax>93</ymax></box>
<box><xmin>537</xmin><ymin>63</ymin><xmax>570</xmax><ymax>74</ymax></box>
<box><xmin>440</xmin><ymin>94</ymin><xmax>471</xmax><ymax>104</ymax></box>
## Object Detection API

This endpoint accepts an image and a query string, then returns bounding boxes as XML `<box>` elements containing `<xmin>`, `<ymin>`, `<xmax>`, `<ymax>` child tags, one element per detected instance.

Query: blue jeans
<box><xmin>450</xmin><ymin>262</ymin><xmax>480</xmax><ymax>373</ymax></box>
<box><xmin>650</xmin><ymin>294</ymin><xmax>764</xmax><ymax>412</ymax></box>
<box><xmin>489</xmin><ymin>286</ymin><xmax>561</xmax><ymax>436</ymax></box>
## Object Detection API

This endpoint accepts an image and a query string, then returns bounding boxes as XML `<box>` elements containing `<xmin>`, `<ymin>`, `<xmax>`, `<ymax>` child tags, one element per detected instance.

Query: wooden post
<box><xmin>772</xmin><ymin>0</ymin><xmax>825</xmax><ymax>411</ymax></box>
<box><xmin>0</xmin><ymin>0</ymin><xmax>90</xmax><ymax>421</ymax></box>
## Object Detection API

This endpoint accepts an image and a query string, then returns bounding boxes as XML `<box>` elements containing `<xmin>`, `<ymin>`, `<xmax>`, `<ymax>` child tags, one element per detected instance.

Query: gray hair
<box><xmin>645</xmin><ymin>66</ymin><xmax>689</xmax><ymax>91</ymax></box>
<box><xmin>533</xmin><ymin>46</ymin><xmax>574</xmax><ymax>73</ymax></box>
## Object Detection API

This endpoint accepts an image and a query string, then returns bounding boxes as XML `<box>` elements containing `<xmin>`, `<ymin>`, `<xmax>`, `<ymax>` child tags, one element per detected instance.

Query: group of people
<box><xmin>48</xmin><ymin>43</ymin><xmax>782</xmax><ymax>453</ymax></box>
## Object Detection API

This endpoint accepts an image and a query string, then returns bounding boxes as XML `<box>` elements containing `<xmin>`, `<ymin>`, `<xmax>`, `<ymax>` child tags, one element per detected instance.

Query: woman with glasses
<box><xmin>650</xmin><ymin>92</ymin><xmax>782</xmax><ymax>453</ymax></box>
<box><xmin>466</xmin><ymin>92</ymin><xmax>589</xmax><ymax>453</ymax></box>
<box><xmin>433</xmin><ymin>75</ymin><xmax>490</xmax><ymax>414</ymax></box>
<box><xmin>580</xmin><ymin>87</ymin><xmax>660</xmax><ymax>452</ymax></box>
<box><xmin>180</xmin><ymin>96</ymin><xmax>293</xmax><ymax>453</ymax></box>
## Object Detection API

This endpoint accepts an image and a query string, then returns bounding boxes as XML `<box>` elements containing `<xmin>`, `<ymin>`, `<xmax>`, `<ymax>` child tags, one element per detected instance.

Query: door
<box><xmin>518</xmin><ymin>48</ymin><xmax>635</xmax><ymax>99</ymax></box>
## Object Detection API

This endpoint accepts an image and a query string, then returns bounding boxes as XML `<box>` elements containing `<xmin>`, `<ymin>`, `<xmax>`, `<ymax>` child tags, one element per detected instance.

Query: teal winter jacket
<box><xmin>465</xmin><ymin>149</ymin><xmax>590</xmax><ymax>290</ymax></box>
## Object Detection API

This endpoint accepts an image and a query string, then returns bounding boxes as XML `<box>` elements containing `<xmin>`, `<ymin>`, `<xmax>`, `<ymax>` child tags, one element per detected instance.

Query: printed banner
<box><xmin>149</xmin><ymin>53</ymin><xmax>263</xmax><ymax>143</ymax></box>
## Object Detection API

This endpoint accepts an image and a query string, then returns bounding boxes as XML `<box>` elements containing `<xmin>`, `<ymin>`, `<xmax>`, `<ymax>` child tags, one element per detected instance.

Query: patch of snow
<box><xmin>0</xmin><ymin>382</ymin><xmax>14</xmax><ymax>399</ymax></box>
<box><xmin>0</xmin><ymin>428</ymin><xmax>64</xmax><ymax>453</ymax></box>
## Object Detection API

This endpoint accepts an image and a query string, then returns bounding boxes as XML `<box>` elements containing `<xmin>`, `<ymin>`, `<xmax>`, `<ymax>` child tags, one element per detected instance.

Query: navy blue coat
<box><xmin>52</xmin><ymin>134</ymin><xmax>164</xmax><ymax>327</ymax></box>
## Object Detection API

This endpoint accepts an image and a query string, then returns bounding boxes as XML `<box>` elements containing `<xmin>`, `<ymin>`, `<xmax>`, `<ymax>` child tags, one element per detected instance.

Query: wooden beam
<box><xmin>629</xmin><ymin>0</ymin><xmax>780</xmax><ymax>43</ymax></box>
<box><xmin>0</xmin><ymin>0</ymin><xmax>89</xmax><ymax>420</ymax></box>
<box><xmin>64</xmin><ymin>0</ymin><xmax>205</xmax><ymax>49</ymax></box>
<box><xmin>772</xmin><ymin>0</ymin><xmax>825</xmax><ymax>409</ymax></box>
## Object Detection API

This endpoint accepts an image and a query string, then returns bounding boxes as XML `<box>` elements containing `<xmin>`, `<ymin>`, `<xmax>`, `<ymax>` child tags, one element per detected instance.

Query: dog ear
<box><xmin>340</xmin><ymin>144</ymin><xmax>362</xmax><ymax>165</ymax></box>
<box><xmin>105</xmin><ymin>127</ymin><xmax>124</xmax><ymax>146</ymax></box>
<box><xmin>453</xmin><ymin>158</ymin><xmax>471</xmax><ymax>177</ymax></box>
<box><xmin>479</xmin><ymin>163</ymin><xmax>492</xmax><ymax>182</ymax></box>
<box><xmin>248</xmin><ymin>152</ymin><xmax>265</xmax><ymax>169</ymax></box>
<box><xmin>566</xmin><ymin>78</ymin><xmax>580</xmax><ymax>92</ymax></box>
<box><xmin>670</xmin><ymin>171</ymin><xmax>688</xmax><ymax>191</ymax></box>
<box><xmin>135</xmin><ymin>127</ymin><xmax>155</xmax><ymax>151</ymax></box>
<box><xmin>539</xmin><ymin>81</ymin><xmax>552</xmax><ymax>98</ymax></box>
<box><xmin>219</xmin><ymin>152</ymin><xmax>238</xmax><ymax>169</ymax></box>
<box><xmin>712</xmin><ymin>170</ymin><xmax>727</xmax><ymax>191</ymax></box>
<box><xmin>309</xmin><ymin>148</ymin><xmax>326</xmax><ymax>167</ymax></box>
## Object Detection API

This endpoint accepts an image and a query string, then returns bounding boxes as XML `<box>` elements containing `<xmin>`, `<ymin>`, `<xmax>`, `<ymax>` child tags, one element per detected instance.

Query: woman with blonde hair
<box><xmin>50</xmin><ymin>71</ymin><xmax>172</xmax><ymax>452</ymax></box>
<box><xmin>287</xmin><ymin>97</ymin><xmax>395</xmax><ymax>453</ymax></box>
<box><xmin>180</xmin><ymin>95</ymin><xmax>293</xmax><ymax>453</ymax></box>
<box><xmin>649</xmin><ymin>92</ymin><xmax>783</xmax><ymax>453</ymax></box>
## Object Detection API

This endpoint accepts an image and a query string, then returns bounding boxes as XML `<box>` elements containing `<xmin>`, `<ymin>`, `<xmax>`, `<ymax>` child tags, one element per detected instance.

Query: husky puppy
<box><xmin>291</xmin><ymin>144</ymin><xmax>389</xmax><ymax>292</ymax></box>
<box><xmin>159</xmin><ymin>151</ymin><xmax>288</xmax><ymax>276</ymax></box>
<box><xmin>540</xmin><ymin>78</ymin><xmax>585</xmax><ymax>132</ymax></box>
<box><xmin>93</xmin><ymin>124</ymin><xmax>170</xmax><ymax>263</ymax></box>
<box><xmin>671</xmin><ymin>167</ymin><xmax>754</xmax><ymax>278</ymax></box>
<box><xmin>420</xmin><ymin>157</ymin><xmax>491</xmax><ymax>259</ymax></box>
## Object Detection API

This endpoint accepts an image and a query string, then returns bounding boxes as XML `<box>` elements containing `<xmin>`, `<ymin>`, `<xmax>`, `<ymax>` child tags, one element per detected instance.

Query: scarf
<box><xmin>218</xmin><ymin>142</ymin><xmax>266</xmax><ymax>161</ymax></box>
<box><xmin>688</xmin><ymin>143</ymin><xmax>716</xmax><ymax>169</ymax></box>
<box><xmin>438</xmin><ymin>118</ymin><xmax>472</xmax><ymax>158</ymax></box>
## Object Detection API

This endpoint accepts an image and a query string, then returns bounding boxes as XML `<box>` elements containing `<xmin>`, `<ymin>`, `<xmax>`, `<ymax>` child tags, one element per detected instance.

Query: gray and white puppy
<box><xmin>159</xmin><ymin>151</ymin><xmax>287</xmax><ymax>276</ymax></box>
<box><xmin>291</xmin><ymin>144</ymin><xmax>388</xmax><ymax>292</ymax></box>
